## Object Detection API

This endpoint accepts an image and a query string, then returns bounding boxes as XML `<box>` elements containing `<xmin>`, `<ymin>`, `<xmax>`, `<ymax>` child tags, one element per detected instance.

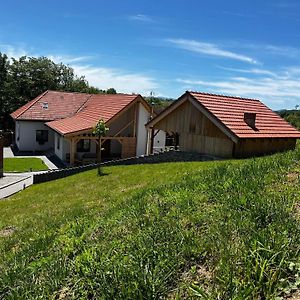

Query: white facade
<box><xmin>14</xmin><ymin>101</ymin><xmax>165</xmax><ymax>161</ymax></box>
<box><xmin>15</xmin><ymin>120</ymin><xmax>55</xmax><ymax>152</ymax></box>
<box><xmin>54</xmin><ymin>133</ymin><xmax>98</xmax><ymax>162</ymax></box>
<box><xmin>153</xmin><ymin>130</ymin><xmax>166</xmax><ymax>153</ymax></box>
<box><xmin>136</xmin><ymin>103</ymin><xmax>150</xmax><ymax>156</ymax></box>
<box><xmin>54</xmin><ymin>133</ymin><xmax>70</xmax><ymax>161</ymax></box>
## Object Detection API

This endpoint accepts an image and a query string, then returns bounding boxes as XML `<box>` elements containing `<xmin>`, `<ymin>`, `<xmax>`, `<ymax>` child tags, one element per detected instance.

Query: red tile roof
<box><xmin>11</xmin><ymin>90</ymin><xmax>142</xmax><ymax>135</ymax></box>
<box><xmin>46</xmin><ymin>93</ymin><xmax>140</xmax><ymax>135</ymax></box>
<box><xmin>10</xmin><ymin>90</ymin><xmax>92</xmax><ymax>121</ymax></box>
<box><xmin>189</xmin><ymin>91</ymin><xmax>300</xmax><ymax>139</ymax></box>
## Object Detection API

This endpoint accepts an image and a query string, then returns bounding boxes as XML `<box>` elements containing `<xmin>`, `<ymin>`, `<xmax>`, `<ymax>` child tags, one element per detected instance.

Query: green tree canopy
<box><xmin>0</xmin><ymin>53</ymin><xmax>117</xmax><ymax>130</ymax></box>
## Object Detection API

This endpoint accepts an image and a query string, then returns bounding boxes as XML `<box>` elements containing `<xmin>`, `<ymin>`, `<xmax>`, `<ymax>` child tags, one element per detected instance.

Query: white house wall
<box><xmin>54</xmin><ymin>133</ymin><xmax>71</xmax><ymax>161</ymax></box>
<box><xmin>153</xmin><ymin>130</ymin><xmax>166</xmax><ymax>153</ymax></box>
<box><xmin>15</xmin><ymin>120</ymin><xmax>55</xmax><ymax>152</ymax></box>
<box><xmin>136</xmin><ymin>103</ymin><xmax>150</xmax><ymax>156</ymax></box>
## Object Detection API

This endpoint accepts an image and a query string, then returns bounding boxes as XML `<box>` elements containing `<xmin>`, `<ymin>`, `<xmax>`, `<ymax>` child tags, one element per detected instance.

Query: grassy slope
<box><xmin>0</xmin><ymin>150</ymin><xmax>300</xmax><ymax>299</ymax></box>
<box><xmin>4</xmin><ymin>157</ymin><xmax>48</xmax><ymax>172</ymax></box>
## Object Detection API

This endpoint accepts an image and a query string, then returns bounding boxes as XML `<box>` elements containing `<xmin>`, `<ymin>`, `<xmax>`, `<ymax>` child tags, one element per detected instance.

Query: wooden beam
<box><xmin>113</xmin><ymin>120</ymin><xmax>134</xmax><ymax>137</ymax></box>
<box><xmin>153</xmin><ymin>129</ymin><xmax>160</xmax><ymax>138</ymax></box>
<box><xmin>69</xmin><ymin>138</ymin><xmax>76</xmax><ymax>166</ymax></box>
<box><xmin>133</xmin><ymin>102</ymin><xmax>137</xmax><ymax>137</ymax></box>
<box><xmin>150</xmin><ymin>128</ymin><xmax>155</xmax><ymax>154</ymax></box>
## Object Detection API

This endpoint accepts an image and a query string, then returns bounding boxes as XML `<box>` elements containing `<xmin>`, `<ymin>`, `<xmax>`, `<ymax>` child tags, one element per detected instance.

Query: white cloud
<box><xmin>48</xmin><ymin>55</ymin><xmax>92</xmax><ymax>64</ymax></box>
<box><xmin>0</xmin><ymin>44</ymin><xmax>159</xmax><ymax>96</ymax></box>
<box><xmin>239</xmin><ymin>43</ymin><xmax>300</xmax><ymax>58</ymax></box>
<box><xmin>128</xmin><ymin>14</ymin><xmax>154</xmax><ymax>23</ymax></box>
<box><xmin>0</xmin><ymin>44</ymin><xmax>28</xmax><ymax>59</ymax></box>
<box><xmin>166</xmin><ymin>38</ymin><xmax>258</xmax><ymax>64</ymax></box>
<box><xmin>72</xmin><ymin>64</ymin><xmax>158</xmax><ymax>95</ymax></box>
<box><xmin>217</xmin><ymin>66</ymin><xmax>277</xmax><ymax>77</ymax></box>
<box><xmin>177</xmin><ymin>67</ymin><xmax>300</xmax><ymax>109</ymax></box>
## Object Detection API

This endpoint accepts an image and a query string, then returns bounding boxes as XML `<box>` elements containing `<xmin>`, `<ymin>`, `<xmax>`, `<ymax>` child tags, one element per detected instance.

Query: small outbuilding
<box><xmin>146</xmin><ymin>91</ymin><xmax>300</xmax><ymax>158</ymax></box>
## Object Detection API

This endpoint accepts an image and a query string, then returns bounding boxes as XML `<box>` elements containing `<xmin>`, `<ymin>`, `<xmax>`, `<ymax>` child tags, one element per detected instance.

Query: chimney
<box><xmin>244</xmin><ymin>112</ymin><xmax>256</xmax><ymax>129</ymax></box>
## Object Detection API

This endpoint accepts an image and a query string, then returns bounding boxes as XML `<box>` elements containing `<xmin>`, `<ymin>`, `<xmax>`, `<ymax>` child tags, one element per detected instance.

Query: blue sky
<box><xmin>1</xmin><ymin>0</ymin><xmax>300</xmax><ymax>109</ymax></box>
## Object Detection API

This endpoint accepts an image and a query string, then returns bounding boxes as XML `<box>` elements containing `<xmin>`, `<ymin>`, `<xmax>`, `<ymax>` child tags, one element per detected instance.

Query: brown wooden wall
<box><xmin>154</xmin><ymin>100</ymin><xmax>234</xmax><ymax>157</ymax></box>
<box><xmin>234</xmin><ymin>138</ymin><xmax>297</xmax><ymax>158</ymax></box>
<box><xmin>0</xmin><ymin>138</ymin><xmax>3</xmax><ymax>177</ymax></box>
<box><xmin>108</xmin><ymin>103</ymin><xmax>136</xmax><ymax>137</ymax></box>
<box><xmin>122</xmin><ymin>137</ymin><xmax>136</xmax><ymax>158</ymax></box>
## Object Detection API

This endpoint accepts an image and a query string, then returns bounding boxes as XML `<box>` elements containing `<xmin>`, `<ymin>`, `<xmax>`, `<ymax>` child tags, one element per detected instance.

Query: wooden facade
<box><xmin>65</xmin><ymin>100</ymin><xmax>147</xmax><ymax>166</ymax></box>
<box><xmin>153</xmin><ymin>100</ymin><xmax>234</xmax><ymax>157</ymax></box>
<box><xmin>234</xmin><ymin>138</ymin><xmax>296</xmax><ymax>158</ymax></box>
<box><xmin>147</xmin><ymin>94</ymin><xmax>299</xmax><ymax>158</ymax></box>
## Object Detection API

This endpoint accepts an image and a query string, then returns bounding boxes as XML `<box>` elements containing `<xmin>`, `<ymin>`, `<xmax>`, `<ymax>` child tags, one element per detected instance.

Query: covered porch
<box><xmin>66</xmin><ymin>134</ymin><xmax>137</xmax><ymax>166</ymax></box>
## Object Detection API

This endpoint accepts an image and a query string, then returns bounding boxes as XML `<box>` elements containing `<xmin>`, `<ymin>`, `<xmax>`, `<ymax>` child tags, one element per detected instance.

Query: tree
<box><xmin>0</xmin><ymin>52</ymin><xmax>118</xmax><ymax>131</ymax></box>
<box><xmin>106</xmin><ymin>88</ymin><xmax>117</xmax><ymax>94</ymax></box>
<box><xmin>93</xmin><ymin>119</ymin><xmax>109</xmax><ymax>175</ymax></box>
<box><xmin>0</xmin><ymin>53</ymin><xmax>9</xmax><ymax>129</ymax></box>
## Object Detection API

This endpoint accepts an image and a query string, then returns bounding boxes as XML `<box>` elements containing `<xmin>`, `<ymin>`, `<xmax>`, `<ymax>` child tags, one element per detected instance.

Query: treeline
<box><xmin>0</xmin><ymin>53</ymin><xmax>116</xmax><ymax>130</ymax></box>
<box><xmin>144</xmin><ymin>96</ymin><xmax>173</xmax><ymax>113</ymax></box>
<box><xmin>278</xmin><ymin>109</ymin><xmax>300</xmax><ymax>130</ymax></box>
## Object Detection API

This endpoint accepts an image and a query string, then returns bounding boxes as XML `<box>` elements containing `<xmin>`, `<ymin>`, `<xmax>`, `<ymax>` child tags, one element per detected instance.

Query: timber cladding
<box><xmin>0</xmin><ymin>138</ymin><xmax>3</xmax><ymax>177</ymax></box>
<box><xmin>122</xmin><ymin>137</ymin><xmax>136</xmax><ymax>158</ymax></box>
<box><xmin>154</xmin><ymin>100</ymin><xmax>234</xmax><ymax>157</ymax></box>
<box><xmin>234</xmin><ymin>138</ymin><xmax>297</xmax><ymax>158</ymax></box>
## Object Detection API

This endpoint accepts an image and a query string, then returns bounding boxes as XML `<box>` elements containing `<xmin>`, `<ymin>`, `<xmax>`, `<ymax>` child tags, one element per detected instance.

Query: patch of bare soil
<box><xmin>0</xmin><ymin>226</ymin><xmax>17</xmax><ymax>237</ymax></box>
<box><xmin>167</xmin><ymin>264</ymin><xmax>213</xmax><ymax>299</ymax></box>
<box><xmin>287</xmin><ymin>172</ymin><xmax>299</xmax><ymax>182</ymax></box>
<box><xmin>285</xmin><ymin>290</ymin><xmax>300</xmax><ymax>300</ymax></box>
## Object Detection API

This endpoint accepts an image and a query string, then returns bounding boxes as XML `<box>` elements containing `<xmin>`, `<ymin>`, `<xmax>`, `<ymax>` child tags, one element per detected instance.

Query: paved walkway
<box><xmin>3</xmin><ymin>147</ymin><xmax>14</xmax><ymax>158</ymax></box>
<box><xmin>1</xmin><ymin>147</ymin><xmax>59</xmax><ymax>199</ymax></box>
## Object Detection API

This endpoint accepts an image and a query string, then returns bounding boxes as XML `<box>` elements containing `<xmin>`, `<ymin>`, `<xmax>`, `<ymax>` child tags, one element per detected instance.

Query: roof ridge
<box><xmin>74</xmin><ymin>94</ymin><xmax>93</xmax><ymax>114</ymax></box>
<box><xmin>46</xmin><ymin>90</ymin><xmax>92</xmax><ymax>96</ymax></box>
<box><xmin>188</xmin><ymin>90</ymin><xmax>260</xmax><ymax>102</ymax></box>
<box><xmin>13</xmin><ymin>90</ymin><xmax>49</xmax><ymax>119</ymax></box>
<box><xmin>47</xmin><ymin>90</ymin><xmax>140</xmax><ymax>97</ymax></box>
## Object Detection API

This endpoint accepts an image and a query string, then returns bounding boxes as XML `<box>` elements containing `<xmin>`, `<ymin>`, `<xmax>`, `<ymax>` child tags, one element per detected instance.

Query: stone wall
<box><xmin>33</xmin><ymin>151</ymin><xmax>218</xmax><ymax>184</ymax></box>
<box><xmin>0</xmin><ymin>138</ymin><xmax>3</xmax><ymax>178</ymax></box>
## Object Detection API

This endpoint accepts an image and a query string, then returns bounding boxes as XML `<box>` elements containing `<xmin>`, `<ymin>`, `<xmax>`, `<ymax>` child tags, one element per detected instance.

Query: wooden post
<box><xmin>70</xmin><ymin>138</ymin><xmax>77</xmax><ymax>166</ymax></box>
<box><xmin>133</xmin><ymin>102</ymin><xmax>137</xmax><ymax>137</ymax></box>
<box><xmin>97</xmin><ymin>138</ymin><xmax>102</xmax><ymax>175</ymax></box>
<box><xmin>150</xmin><ymin>128</ymin><xmax>155</xmax><ymax>154</ymax></box>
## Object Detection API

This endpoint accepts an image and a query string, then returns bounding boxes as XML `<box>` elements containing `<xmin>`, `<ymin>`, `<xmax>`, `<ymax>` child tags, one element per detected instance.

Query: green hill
<box><xmin>0</xmin><ymin>148</ymin><xmax>300</xmax><ymax>299</ymax></box>
<box><xmin>278</xmin><ymin>109</ymin><xmax>300</xmax><ymax>130</ymax></box>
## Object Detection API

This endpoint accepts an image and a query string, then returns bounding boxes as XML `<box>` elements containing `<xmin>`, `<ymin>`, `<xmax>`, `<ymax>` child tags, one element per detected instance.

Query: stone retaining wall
<box><xmin>33</xmin><ymin>151</ymin><xmax>218</xmax><ymax>184</ymax></box>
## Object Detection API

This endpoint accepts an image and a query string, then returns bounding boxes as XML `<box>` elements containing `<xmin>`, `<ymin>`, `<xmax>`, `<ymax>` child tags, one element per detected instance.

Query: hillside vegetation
<box><xmin>0</xmin><ymin>148</ymin><xmax>300</xmax><ymax>299</ymax></box>
<box><xmin>278</xmin><ymin>109</ymin><xmax>300</xmax><ymax>130</ymax></box>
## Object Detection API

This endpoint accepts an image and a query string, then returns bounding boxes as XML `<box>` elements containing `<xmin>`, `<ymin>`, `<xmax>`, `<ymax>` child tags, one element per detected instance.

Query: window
<box><xmin>77</xmin><ymin>139</ymin><xmax>90</xmax><ymax>152</ymax></box>
<box><xmin>36</xmin><ymin>130</ymin><xmax>48</xmax><ymax>145</ymax></box>
<box><xmin>57</xmin><ymin>135</ymin><xmax>60</xmax><ymax>150</ymax></box>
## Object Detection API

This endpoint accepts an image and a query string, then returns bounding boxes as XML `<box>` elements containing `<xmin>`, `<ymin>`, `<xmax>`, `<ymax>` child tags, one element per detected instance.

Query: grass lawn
<box><xmin>0</xmin><ymin>148</ymin><xmax>300</xmax><ymax>299</ymax></box>
<box><xmin>3</xmin><ymin>157</ymin><xmax>49</xmax><ymax>172</ymax></box>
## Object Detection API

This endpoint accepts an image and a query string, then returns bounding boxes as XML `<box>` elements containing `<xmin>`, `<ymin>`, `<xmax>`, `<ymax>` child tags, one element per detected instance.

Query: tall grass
<box><xmin>0</xmin><ymin>148</ymin><xmax>300</xmax><ymax>299</ymax></box>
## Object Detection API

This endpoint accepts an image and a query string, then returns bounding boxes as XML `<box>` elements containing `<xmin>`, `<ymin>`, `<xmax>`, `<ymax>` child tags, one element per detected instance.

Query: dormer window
<box><xmin>42</xmin><ymin>102</ymin><xmax>48</xmax><ymax>109</ymax></box>
<box><xmin>244</xmin><ymin>112</ymin><xmax>256</xmax><ymax>129</ymax></box>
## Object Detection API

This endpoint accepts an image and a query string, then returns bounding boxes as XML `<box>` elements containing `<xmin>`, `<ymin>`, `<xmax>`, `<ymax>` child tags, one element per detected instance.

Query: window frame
<box><xmin>77</xmin><ymin>139</ymin><xmax>91</xmax><ymax>152</ymax></box>
<box><xmin>36</xmin><ymin>130</ymin><xmax>49</xmax><ymax>145</ymax></box>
